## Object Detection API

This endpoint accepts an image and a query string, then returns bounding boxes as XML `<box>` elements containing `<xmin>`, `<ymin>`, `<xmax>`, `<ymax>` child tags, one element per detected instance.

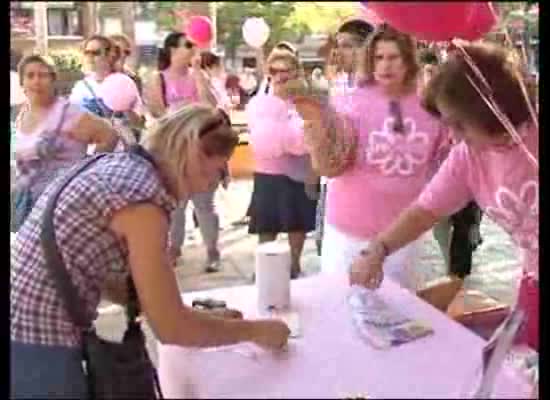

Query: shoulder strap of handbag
<box><xmin>159</xmin><ymin>72</ymin><xmax>168</xmax><ymax>109</ymax></box>
<box><xmin>82</xmin><ymin>78</ymin><xmax>111</xmax><ymax>116</ymax></box>
<box><xmin>40</xmin><ymin>154</ymin><xmax>109</xmax><ymax>328</ymax></box>
<box><xmin>53</xmin><ymin>101</ymin><xmax>70</xmax><ymax>136</ymax></box>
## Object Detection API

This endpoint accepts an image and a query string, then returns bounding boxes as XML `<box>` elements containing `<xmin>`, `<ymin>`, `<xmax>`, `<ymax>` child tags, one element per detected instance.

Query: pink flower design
<box><xmin>365</xmin><ymin>117</ymin><xmax>430</xmax><ymax>176</ymax></box>
<box><xmin>485</xmin><ymin>181</ymin><xmax>539</xmax><ymax>251</ymax></box>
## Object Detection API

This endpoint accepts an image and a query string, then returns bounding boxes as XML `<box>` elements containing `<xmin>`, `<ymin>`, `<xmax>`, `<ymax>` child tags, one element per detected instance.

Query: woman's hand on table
<box><xmin>251</xmin><ymin>320</ymin><xmax>291</xmax><ymax>350</ymax></box>
<box><xmin>208</xmin><ymin>308</ymin><xmax>244</xmax><ymax>320</ymax></box>
<box><xmin>349</xmin><ymin>241</ymin><xmax>387</xmax><ymax>289</ymax></box>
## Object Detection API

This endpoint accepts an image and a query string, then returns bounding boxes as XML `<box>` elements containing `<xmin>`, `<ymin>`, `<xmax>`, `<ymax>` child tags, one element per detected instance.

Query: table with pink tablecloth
<box><xmin>158</xmin><ymin>274</ymin><xmax>532</xmax><ymax>398</ymax></box>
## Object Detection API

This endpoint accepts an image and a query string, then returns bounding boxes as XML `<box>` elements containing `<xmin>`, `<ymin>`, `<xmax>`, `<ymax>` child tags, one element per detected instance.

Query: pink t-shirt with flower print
<box><xmin>416</xmin><ymin>123</ymin><xmax>539</xmax><ymax>279</ymax></box>
<box><xmin>326</xmin><ymin>84</ymin><xmax>449</xmax><ymax>239</ymax></box>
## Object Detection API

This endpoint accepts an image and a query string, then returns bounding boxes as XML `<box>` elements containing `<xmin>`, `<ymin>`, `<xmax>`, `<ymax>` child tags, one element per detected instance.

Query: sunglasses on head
<box><xmin>199</xmin><ymin>109</ymin><xmax>238</xmax><ymax>158</ymax></box>
<box><xmin>84</xmin><ymin>48</ymin><xmax>109</xmax><ymax>57</ymax></box>
<box><xmin>389</xmin><ymin>100</ymin><xmax>405</xmax><ymax>134</ymax></box>
<box><xmin>199</xmin><ymin>109</ymin><xmax>232</xmax><ymax>138</ymax></box>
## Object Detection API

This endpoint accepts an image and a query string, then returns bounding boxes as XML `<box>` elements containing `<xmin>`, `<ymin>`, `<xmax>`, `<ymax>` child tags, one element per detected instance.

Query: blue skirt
<box><xmin>11</xmin><ymin>341</ymin><xmax>88</xmax><ymax>399</ymax></box>
<box><xmin>248</xmin><ymin>173</ymin><xmax>317</xmax><ymax>234</ymax></box>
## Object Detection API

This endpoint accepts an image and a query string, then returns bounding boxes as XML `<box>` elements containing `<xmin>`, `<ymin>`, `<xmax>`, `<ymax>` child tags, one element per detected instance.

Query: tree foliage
<box><xmin>287</xmin><ymin>2</ymin><xmax>359</xmax><ymax>34</ymax></box>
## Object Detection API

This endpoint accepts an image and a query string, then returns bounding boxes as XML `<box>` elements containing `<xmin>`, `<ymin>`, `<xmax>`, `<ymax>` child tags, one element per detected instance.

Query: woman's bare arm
<box><xmin>72</xmin><ymin>112</ymin><xmax>119</xmax><ymax>152</ymax></box>
<box><xmin>143</xmin><ymin>73</ymin><xmax>167</xmax><ymax>119</ymax></box>
<box><xmin>110</xmin><ymin>202</ymin><xmax>282</xmax><ymax>348</ymax></box>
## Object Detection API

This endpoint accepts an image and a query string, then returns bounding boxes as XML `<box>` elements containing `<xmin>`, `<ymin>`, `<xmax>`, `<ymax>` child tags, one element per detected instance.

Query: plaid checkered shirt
<box><xmin>11</xmin><ymin>151</ymin><xmax>176</xmax><ymax>347</ymax></box>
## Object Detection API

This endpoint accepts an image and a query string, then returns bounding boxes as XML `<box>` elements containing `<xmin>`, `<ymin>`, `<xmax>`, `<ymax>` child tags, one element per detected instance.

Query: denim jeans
<box><xmin>11</xmin><ymin>341</ymin><xmax>88</xmax><ymax>399</ymax></box>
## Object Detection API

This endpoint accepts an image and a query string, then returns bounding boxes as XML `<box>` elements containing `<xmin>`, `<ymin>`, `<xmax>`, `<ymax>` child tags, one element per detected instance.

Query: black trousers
<box><xmin>449</xmin><ymin>201</ymin><xmax>483</xmax><ymax>278</ymax></box>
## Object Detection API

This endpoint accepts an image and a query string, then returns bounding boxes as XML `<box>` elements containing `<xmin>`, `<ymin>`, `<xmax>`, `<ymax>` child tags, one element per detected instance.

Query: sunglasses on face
<box><xmin>180</xmin><ymin>40</ymin><xmax>195</xmax><ymax>50</ymax></box>
<box><xmin>268</xmin><ymin>67</ymin><xmax>292</xmax><ymax>77</ymax></box>
<box><xmin>24</xmin><ymin>71</ymin><xmax>53</xmax><ymax>80</ymax></box>
<box><xmin>84</xmin><ymin>48</ymin><xmax>109</xmax><ymax>57</ymax></box>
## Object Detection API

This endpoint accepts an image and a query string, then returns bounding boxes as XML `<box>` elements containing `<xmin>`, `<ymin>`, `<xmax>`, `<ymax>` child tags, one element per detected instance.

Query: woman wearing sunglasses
<box><xmin>70</xmin><ymin>35</ymin><xmax>119</xmax><ymax>108</ymax></box>
<box><xmin>145</xmin><ymin>32</ymin><xmax>221</xmax><ymax>271</ymax></box>
<box><xmin>11</xmin><ymin>55</ymin><xmax>118</xmax><ymax>232</ymax></box>
<box><xmin>308</xmin><ymin>25</ymin><xmax>449</xmax><ymax>292</ymax></box>
<box><xmin>11</xmin><ymin>104</ymin><xmax>290</xmax><ymax>398</ymax></box>
<box><xmin>350</xmin><ymin>42</ymin><xmax>538</xmax><ymax>350</ymax></box>
<box><xmin>246</xmin><ymin>49</ymin><xmax>318</xmax><ymax>279</ymax></box>
<box><xmin>70</xmin><ymin>35</ymin><xmax>144</xmax><ymax>144</ymax></box>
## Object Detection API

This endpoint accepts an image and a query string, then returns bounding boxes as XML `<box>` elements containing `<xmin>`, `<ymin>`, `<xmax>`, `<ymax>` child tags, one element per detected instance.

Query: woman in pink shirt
<box><xmin>351</xmin><ymin>42</ymin><xmax>538</xmax><ymax>350</ymax></box>
<box><xmin>246</xmin><ymin>49</ymin><xmax>317</xmax><ymax>279</ymax></box>
<box><xmin>144</xmin><ymin>32</ymin><xmax>221</xmax><ymax>272</ymax></box>
<box><xmin>318</xmin><ymin>25</ymin><xmax>447</xmax><ymax>291</ymax></box>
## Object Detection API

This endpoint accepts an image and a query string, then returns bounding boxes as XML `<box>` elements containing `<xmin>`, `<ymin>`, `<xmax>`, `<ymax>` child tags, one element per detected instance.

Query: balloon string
<box><xmin>452</xmin><ymin>40</ymin><xmax>538</xmax><ymax>171</ymax></box>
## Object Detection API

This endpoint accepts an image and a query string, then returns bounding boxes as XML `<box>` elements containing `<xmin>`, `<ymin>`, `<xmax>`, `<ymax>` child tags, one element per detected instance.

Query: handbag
<box><xmin>40</xmin><ymin>153</ymin><xmax>163</xmax><ymax>399</ymax></box>
<box><xmin>11</xmin><ymin>102</ymin><xmax>71</xmax><ymax>233</ymax></box>
<box><xmin>11</xmin><ymin>186</ymin><xmax>33</xmax><ymax>232</ymax></box>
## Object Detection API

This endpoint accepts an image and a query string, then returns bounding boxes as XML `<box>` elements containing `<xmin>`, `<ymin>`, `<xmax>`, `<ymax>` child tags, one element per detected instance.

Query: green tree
<box><xmin>287</xmin><ymin>2</ymin><xmax>359</xmax><ymax>34</ymax></box>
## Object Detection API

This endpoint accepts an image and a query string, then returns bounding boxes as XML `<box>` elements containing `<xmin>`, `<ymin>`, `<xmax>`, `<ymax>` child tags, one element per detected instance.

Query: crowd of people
<box><xmin>11</xmin><ymin>16</ymin><xmax>538</xmax><ymax>399</ymax></box>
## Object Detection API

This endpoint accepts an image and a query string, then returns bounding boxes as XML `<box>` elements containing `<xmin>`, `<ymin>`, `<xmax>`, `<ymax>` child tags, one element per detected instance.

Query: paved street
<box><xmin>94</xmin><ymin>178</ymin><xmax>521</xmax><ymax>365</ymax></box>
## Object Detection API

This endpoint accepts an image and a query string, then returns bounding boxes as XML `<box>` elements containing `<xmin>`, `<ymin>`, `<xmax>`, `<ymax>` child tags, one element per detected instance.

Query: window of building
<box><xmin>47</xmin><ymin>8</ymin><xmax>82</xmax><ymax>36</ymax></box>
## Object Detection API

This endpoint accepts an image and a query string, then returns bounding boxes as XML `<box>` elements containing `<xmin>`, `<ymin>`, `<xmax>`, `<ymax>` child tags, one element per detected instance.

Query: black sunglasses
<box><xmin>83</xmin><ymin>48</ymin><xmax>109</xmax><ymax>57</ymax></box>
<box><xmin>389</xmin><ymin>100</ymin><xmax>405</xmax><ymax>134</ymax></box>
<box><xmin>181</xmin><ymin>40</ymin><xmax>195</xmax><ymax>50</ymax></box>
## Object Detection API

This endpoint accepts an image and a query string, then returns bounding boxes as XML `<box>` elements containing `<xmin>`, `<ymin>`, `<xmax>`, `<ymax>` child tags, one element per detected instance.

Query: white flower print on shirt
<box><xmin>485</xmin><ymin>181</ymin><xmax>539</xmax><ymax>252</ymax></box>
<box><xmin>365</xmin><ymin>117</ymin><xmax>431</xmax><ymax>176</ymax></box>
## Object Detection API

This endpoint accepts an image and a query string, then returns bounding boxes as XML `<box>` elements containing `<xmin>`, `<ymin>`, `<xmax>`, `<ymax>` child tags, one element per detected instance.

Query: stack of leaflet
<box><xmin>348</xmin><ymin>286</ymin><xmax>434</xmax><ymax>349</ymax></box>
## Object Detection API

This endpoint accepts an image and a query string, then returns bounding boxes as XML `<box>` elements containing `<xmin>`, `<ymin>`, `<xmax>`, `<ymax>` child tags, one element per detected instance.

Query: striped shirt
<box><xmin>11</xmin><ymin>151</ymin><xmax>176</xmax><ymax>347</ymax></box>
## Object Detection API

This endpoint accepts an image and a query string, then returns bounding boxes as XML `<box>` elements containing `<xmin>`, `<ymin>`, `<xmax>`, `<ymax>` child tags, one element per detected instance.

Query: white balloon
<box><xmin>242</xmin><ymin>17</ymin><xmax>270</xmax><ymax>48</ymax></box>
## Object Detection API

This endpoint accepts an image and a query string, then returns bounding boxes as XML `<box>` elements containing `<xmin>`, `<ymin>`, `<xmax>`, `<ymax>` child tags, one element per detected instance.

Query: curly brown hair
<box><xmin>422</xmin><ymin>42</ymin><xmax>536</xmax><ymax>136</ymax></box>
<box><xmin>358</xmin><ymin>24</ymin><xmax>420</xmax><ymax>90</ymax></box>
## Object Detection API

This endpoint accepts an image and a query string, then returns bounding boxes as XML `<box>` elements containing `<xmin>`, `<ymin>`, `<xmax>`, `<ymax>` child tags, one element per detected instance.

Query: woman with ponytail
<box><xmin>144</xmin><ymin>32</ymin><xmax>222</xmax><ymax>272</ymax></box>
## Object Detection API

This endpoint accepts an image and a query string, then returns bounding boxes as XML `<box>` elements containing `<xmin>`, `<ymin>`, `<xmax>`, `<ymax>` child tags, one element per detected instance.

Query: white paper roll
<box><xmin>255</xmin><ymin>241</ymin><xmax>291</xmax><ymax>312</ymax></box>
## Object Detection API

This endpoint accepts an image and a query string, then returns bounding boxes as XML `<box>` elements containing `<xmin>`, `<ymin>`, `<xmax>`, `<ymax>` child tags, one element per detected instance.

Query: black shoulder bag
<box><xmin>40</xmin><ymin>152</ymin><xmax>163</xmax><ymax>399</ymax></box>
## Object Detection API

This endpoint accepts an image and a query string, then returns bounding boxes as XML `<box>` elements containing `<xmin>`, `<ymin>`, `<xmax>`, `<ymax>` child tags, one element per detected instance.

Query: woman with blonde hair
<box><xmin>11</xmin><ymin>104</ymin><xmax>290</xmax><ymax>398</ymax></box>
<box><xmin>246</xmin><ymin>48</ymin><xmax>317</xmax><ymax>279</ymax></box>
<box><xmin>307</xmin><ymin>24</ymin><xmax>449</xmax><ymax>291</ymax></box>
<box><xmin>12</xmin><ymin>55</ymin><xmax>118</xmax><ymax>232</ymax></box>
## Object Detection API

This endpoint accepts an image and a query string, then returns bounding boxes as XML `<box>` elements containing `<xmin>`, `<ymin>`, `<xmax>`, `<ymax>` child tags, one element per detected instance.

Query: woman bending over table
<box><xmin>350</xmin><ymin>42</ymin><xmax>539</xmax><ymax>350</ymax></box>
<box><xmin>11</xmin><ymin>104</ymin><xmax>290</xmax><ymax>398</ymax></box>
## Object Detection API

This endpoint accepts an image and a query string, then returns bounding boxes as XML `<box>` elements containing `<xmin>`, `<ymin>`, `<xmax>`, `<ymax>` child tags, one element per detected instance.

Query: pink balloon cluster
<box><xmin>362</xmin><ymin>2</ymin><xmax>497</xmax><ymax>42</ymax></box>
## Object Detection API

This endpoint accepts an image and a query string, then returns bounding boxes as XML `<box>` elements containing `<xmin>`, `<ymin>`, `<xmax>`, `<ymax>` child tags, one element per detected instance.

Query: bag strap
<box><xmin>53</xmin><ymin>101</ymin><xmax>70</xmax><ymax>136</ymax></box>
<box><xmin>159</xmin><ymin>72</ymin><xmax>168</xmax><ymax>109</ymax></box>
<box><xmin>40</xmin><ymin>154</ymin><xmax>109</xmax><ymax>328</ymax></box>
<box><xmin>83</xmin><ymin>79</ymin><xmax>111</xmax><ymax>116</ymax></box>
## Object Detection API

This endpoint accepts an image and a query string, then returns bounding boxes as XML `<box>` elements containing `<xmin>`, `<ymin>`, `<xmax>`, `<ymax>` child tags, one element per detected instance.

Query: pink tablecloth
<box><xmin>158</xmin><ymin>274</ymin><xmax>532</xmax><ymax>399</ymax></box>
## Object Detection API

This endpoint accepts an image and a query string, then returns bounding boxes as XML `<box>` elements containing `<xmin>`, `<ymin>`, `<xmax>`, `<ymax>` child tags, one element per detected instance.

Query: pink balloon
<box><xmin>367</xmin><ymin>2</ymin><xmax>492</xmax><ymax>42</ymax></box>
<box><xmin>186</xmin><ymin>16</ymin><xmax>213</xmax><ymax>47</ymax></box>
<box><xmin>98</xmin><ymin>73</ymin><xmax>139</xmax><ymax>112</ymax></box>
